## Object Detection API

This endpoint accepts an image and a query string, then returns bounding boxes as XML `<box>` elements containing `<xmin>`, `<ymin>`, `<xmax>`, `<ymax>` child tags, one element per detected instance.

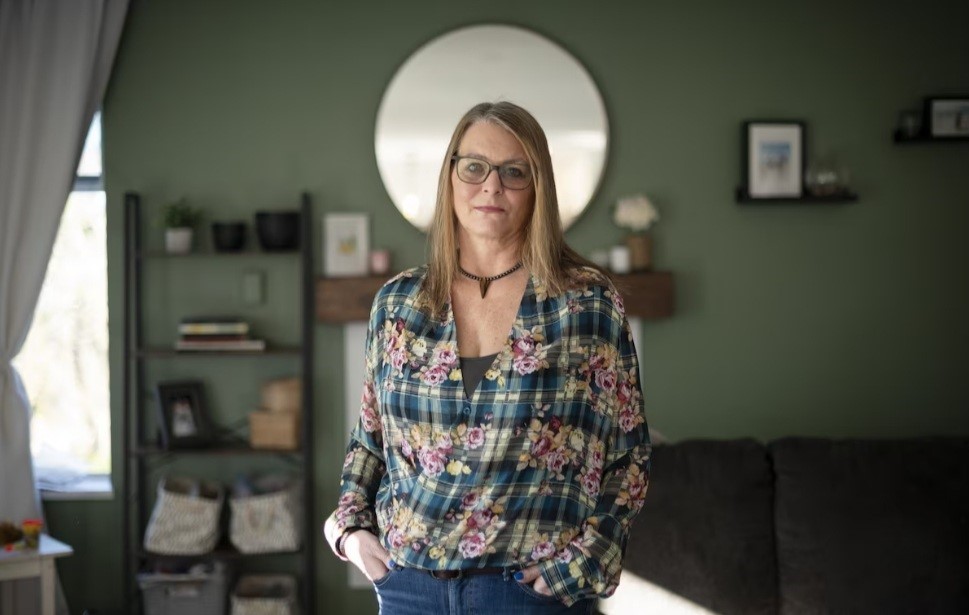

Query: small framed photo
<box><xmin>154</xmin><ymin>380</ymin><xmax>211</xmax><ymax>449</ymax></box>
<box><xmin>323</xmin><ymin>213</ymin><xmax>369</xmax><ymax>277</ymax></box>
<box><xmin>741</xmin><ymin>121</ymin><xmax>806</xmax><ymax>199</ymax></box>
<box><xmin>925</xmin><ymin>97</ymin><xmax>969</xmax><ymax>138</ymax></box>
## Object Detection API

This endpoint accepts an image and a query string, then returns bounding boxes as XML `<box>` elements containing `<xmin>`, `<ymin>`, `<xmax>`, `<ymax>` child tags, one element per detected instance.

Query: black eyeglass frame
<box><xmin>450</xmin><ymin>155</ymin><xmax>533</xmax><ymax>190</ymax></box>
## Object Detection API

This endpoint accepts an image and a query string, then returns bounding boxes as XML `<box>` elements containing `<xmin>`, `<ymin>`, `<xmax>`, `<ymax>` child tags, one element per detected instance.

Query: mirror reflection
<box><xmin>375</xmin><ymin>24</ymin><xmax>609</xmax><ymax>232</ymax></box>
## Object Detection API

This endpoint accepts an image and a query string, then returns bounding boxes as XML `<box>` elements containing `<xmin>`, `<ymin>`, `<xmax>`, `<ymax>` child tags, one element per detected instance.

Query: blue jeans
<box><xmin>373</xmin><ymin>561</ymin><xmax>597</xmax><ymax>614</ymax></box>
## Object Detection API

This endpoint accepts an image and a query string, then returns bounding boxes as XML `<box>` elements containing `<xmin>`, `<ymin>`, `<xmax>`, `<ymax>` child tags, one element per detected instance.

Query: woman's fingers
<box><xmin>515</xmin><ymin>564</ymin><xmax>553</xmax><ymax>596</ymax></box>
<box><xmin>532</xmin><ymin>573</ymin><xmax>552</xmax><ymax>595</ymax></box>
<box><xmin>364</xmin><ymin>554</ymin><xmax>390</xmax><ymax>581</ymax></box>
<box><xmin>345</xmin><ymin>531</ymin><xmax>390</xmax><ymax>582</ymax></box>
<box><xmin>515</xmin><ymin>565</ymin><xmax>542</xmax><ymax>583</ymax></box>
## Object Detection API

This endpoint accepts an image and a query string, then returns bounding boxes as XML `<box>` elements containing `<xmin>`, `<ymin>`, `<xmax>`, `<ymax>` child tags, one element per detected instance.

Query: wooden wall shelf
<box><xmin>316</xmin><ymin>275</ymin><xmax>388</xmax><ymax>322</ymax></box>
<box><xmin>893</xmin><ymin>130</ymin><xmax>969</xmax><ymax>144</ymax></box>
<box><xmin>316</xmin><ymin>271</ymin><xmax>674</xmax><ymax>323</ymax></box>
<box><xmin>613</xmin><ymin>271</ymin><xmax>675</xmax><ymax>319</ymax></box>
<box><xmin>735</xmin><ymin>188</ymin><xmax>858</xmax><ymax>204</ymax></box>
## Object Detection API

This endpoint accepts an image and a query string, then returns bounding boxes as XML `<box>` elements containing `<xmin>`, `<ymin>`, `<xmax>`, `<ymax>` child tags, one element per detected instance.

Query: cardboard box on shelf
<box><xmin>249</xmin><ymin>411</ymin><xmax>299</xmax><ymax>450</ymax></box>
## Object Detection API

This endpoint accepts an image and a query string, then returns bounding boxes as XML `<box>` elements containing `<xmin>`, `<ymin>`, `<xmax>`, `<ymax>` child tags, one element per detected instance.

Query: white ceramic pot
<box><xmin>609</xmin><ymin>245</ymin><xmax>631</xmax><ymax>274</ymax></box>
<box><xmin>165</xmin><ymin>228</ymin><xmax>194</xmax><ymax>254</ymax></box>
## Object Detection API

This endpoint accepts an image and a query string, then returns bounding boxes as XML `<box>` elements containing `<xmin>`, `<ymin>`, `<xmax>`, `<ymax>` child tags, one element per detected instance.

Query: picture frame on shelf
<box><xmin>323</xmin><ymin>213</ymin><xmax>369</xmax><ymax>277</ymax></box>
<box><xmin>896</xmin><ymin>109</ymin><xmax>923</xmax><ymax>139</ymax></box>
<box><xmin>740</xmin><ymin>120</ymin><xmax>805</xmax><ymax>199</ymax></box>
<box><xmin>154</xmin><ymin>380</ymin><xmax>211</xmax><ymax>449</ymax></box>
<box><xmin>925</xmin><ymin>97</ymin><xmax>969</xmax><ymax>138</ymax></box>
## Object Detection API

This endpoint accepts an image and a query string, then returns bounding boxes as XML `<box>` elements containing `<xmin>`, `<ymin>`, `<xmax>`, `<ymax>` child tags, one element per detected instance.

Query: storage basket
<box><xmin>231</xmin><ymin>574</ymin><xmax>298</xmax><ymax>615</ymax></box>
<box><xmin>144</xmin><ymin>476</ymin><xmax>224</xmax><ymax>555</ymax></box>
<box><xmin>229</xmin><ymin>476</ymin><xmax>302</xmax><ymax>553</ymax></box>
<box><xmin>138</xmin><ymin>561</ymin><xmax>228</xmax><ymax>615</ymax></box>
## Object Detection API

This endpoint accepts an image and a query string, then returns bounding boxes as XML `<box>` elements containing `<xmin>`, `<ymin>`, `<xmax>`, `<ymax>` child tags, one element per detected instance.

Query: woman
<box><xmin>324</xmin><ymin>101</ymin><xmax>651</xmax><ymax>614</ymax></box>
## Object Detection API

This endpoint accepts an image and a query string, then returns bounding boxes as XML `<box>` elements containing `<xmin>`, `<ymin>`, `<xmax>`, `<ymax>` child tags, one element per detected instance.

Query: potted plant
<box><xmin>613</xmin><ymin>194</ymin><xmax>660</xmax><ymax>271</ymax></box>
<box><xmin>161</xmin><ymin>199</ymin><xmax>201</xmax><ymax>254</ymax></box>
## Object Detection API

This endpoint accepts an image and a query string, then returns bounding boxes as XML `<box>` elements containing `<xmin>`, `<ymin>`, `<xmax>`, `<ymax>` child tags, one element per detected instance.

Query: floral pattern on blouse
<box><xmin>327</xmin><ymin>266</ymin><xmax>651</xmax><ymax>607</ymax></box>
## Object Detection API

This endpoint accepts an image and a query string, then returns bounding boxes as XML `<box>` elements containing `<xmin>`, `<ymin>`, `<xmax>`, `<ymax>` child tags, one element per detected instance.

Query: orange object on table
<box><xmin>21</xmin><ymin>518</ymin><xmax>43</xmax><ymax>549</ymax></box>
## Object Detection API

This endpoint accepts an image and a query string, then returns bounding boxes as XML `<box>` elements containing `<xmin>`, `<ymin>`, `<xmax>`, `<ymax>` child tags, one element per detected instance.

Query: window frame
<box><xmin>31</xmin><ymin>112</ymin><xmax>113</xmax><ymax>500</ymax></box>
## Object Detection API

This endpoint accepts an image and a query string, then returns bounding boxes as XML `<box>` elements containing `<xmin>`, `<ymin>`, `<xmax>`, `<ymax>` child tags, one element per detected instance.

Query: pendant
<box><xmin>458</xmin><ymin>261</ymin><xmax>522</xmax><ymax>299</ymax></box>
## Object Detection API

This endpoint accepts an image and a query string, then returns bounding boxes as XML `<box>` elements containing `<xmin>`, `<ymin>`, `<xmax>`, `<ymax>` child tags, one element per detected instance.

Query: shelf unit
<box><xmin>122</xmin><ymin>191</ymin><xmax>315</xmax><ymax>614</ymax></box>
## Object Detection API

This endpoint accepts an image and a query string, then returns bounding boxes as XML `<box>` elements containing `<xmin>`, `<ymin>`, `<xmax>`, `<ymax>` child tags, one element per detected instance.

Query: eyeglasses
<box><xmin>451</xmin><ymin>155</ymin><xmax>532</xmax><ymax>190</ymax></box>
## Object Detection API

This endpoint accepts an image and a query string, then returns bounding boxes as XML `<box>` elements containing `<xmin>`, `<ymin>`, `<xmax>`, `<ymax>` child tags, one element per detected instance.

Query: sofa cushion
<box><xmin>770</xmin><ymin>437</ymin><xmax>969</xmax><ymax>615</ymax></box>
<box><xmin>604</xmin><ymin>438</ymin><xmax>778</xmax><ymax>615</ymax></box>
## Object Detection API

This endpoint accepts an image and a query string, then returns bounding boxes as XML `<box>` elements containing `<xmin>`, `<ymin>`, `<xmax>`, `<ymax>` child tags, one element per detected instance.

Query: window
<box><xmin>13</xmin><ymin>113</ymin><xmax>110</xmax><ymax>496</ymax></box>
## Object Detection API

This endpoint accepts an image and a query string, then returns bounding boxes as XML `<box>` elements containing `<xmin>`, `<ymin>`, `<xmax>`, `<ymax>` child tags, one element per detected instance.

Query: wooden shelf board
<box><xmin>735</xmin><ymin>188</ymin><xmax>858</xmax><ymax>204</ymax></box>
<box><xmin>135</xmin><ymin>346</ymin><xmax>302</xmax><ymax>358</ymax></box>
<box><xmin>136</xmin><ymin>249</ymin><xmax>299</xmax><ymax>259</ymax></box>
<box><xmin>316</xmin><ymin>271</ymin><xmax>674</xmax><ymax>322</ymax></box>
<box><xmin>612</xmin><ymin>271</ymin><xmax>674</xmax><ymax>319</ymax></box>
<box><xmin>316</xmin><ymin>275</ymin><xmax>394</xmax><ymax>322</ymax></box>
<box><xmin>137</xmin><ymin>545</ymin><xmax>304</xmax><ymax>561</ymax></box>
<box><xmin>893</xmin><ymin>130</ymin><xmax>969</xmax><ymax>143</ymax></box>
<box><xmin>130</xmin><ymin>444</ymin><xmax>302</xmax><ymax>457</ymax></box>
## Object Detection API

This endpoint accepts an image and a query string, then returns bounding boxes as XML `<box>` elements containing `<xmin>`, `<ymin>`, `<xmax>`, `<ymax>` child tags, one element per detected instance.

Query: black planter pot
<box><xmin>255</xmin><ymin>211</ymin><xmax>300</xmax><ymax>251</ymax></box>
<box><xmin>211</xmin><ymin>221</ymin><xmax>247</xmax><ymax>252</ymax></box>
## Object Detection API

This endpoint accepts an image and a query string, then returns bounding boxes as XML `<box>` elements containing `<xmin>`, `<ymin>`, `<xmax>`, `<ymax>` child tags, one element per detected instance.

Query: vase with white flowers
<box><xmin>613</xmin><ymin>194</ymin><xmax>659</xmax><ymax>271</ymax></box>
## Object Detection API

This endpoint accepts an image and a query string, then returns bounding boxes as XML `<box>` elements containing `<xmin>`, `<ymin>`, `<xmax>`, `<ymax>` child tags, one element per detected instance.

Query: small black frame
<box><xmin>154</xmin><ymin>380</ymin><xmax>211</xmax><ymax>449</ymax></box>
<box><xmin>739</xmin><ymin>120</ymin><xmax>806</xmax><ymax>200</ymax></box>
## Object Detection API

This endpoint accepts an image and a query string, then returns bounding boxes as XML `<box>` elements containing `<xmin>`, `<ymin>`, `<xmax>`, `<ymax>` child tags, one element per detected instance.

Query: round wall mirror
<box><xmin>375</xmin><ymin>24</ymin><xmax>609</xmax><ymax>232</ymax></box>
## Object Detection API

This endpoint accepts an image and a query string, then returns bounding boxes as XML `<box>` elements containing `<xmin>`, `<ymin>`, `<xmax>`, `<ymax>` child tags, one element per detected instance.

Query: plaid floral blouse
<box><xmin>327</xmin><ymin>265</ymin><xmax>651</xmax><ymax>606</ymax></box>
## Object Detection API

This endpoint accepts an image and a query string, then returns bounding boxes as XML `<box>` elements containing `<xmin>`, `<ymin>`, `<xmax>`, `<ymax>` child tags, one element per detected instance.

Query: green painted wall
<box><xmin>46</xmin><ymin>1</ymin><xmax>969</xmax><ymax>613</ymax></box>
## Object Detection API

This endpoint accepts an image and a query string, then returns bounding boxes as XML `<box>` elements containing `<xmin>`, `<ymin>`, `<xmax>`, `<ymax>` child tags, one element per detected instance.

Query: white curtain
<box><xmin>0</xmin><ymin>0</ymin><xmax>128</xmax><ymax>612</ymax></box>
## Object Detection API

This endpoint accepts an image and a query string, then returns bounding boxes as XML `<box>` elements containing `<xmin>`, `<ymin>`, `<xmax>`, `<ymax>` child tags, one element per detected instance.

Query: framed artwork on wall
<box><xmin>925</xmin><ymin>97</ymin><xmax>969</xmax><ymax>138</ymax></box>
<box><xmin>154</xmin><ymin>380</ymin><xmax>211</xmax><ymax>449</ymax></box>
<box><xmin>323</xmin><ymin>213</ymin><xmax>369</xmax><ymax>277</ymax></box>
<box><xmin>740</xmin><ymin>121</ymin><xmax>805</xmax><ymax>199</ymax></box>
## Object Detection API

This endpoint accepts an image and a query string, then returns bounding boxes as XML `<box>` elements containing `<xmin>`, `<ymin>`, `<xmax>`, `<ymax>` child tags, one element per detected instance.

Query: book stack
<box><xmin>176</xmin><ymin>317</ymin><xmax>266</xmax><ymax>352</ymax></box>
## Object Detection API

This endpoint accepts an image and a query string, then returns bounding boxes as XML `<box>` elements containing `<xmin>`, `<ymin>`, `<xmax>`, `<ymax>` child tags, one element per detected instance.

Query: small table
<box><xmin>0</xmin><ymin>534</ymin><xmax>73</xmax><ymax>615</ymax></box>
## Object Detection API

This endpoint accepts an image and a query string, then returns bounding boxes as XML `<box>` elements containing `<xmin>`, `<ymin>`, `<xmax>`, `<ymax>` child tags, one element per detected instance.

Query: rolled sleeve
<box><xmin>325</xmin><ymin>301</ymin><xmax>388</xmax><ymax>548</ymax></box>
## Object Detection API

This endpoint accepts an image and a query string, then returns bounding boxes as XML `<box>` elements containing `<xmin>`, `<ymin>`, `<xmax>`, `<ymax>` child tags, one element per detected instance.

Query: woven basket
<box><xmin>229</xmin><ymin>477</ymin><xmax>302</xmax><ymax>553</ymax></box>
<box><xmin>144</xmin><ymin>476</ymin><xmax>223</xmax><ymax>555</ymax></box>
